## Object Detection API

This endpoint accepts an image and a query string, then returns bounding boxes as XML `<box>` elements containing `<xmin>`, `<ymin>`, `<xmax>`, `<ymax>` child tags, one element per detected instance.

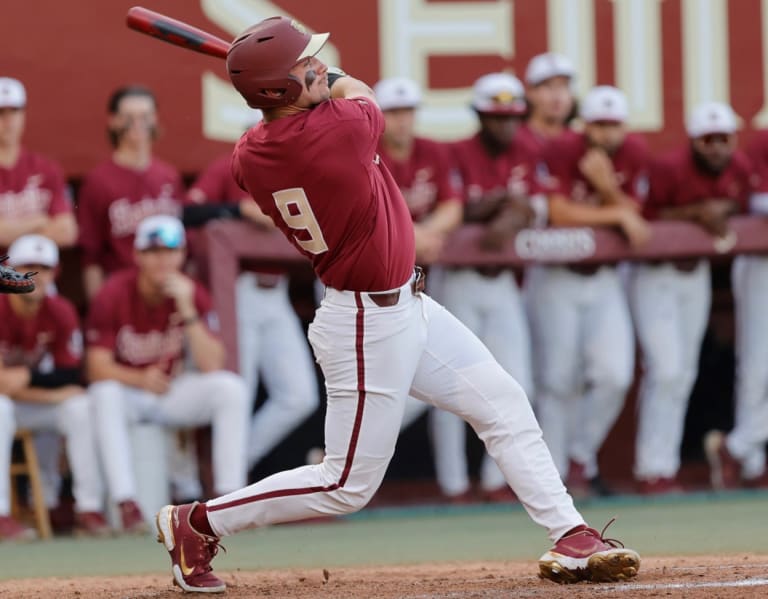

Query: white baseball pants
<box><xmin>428</xmin><ymin>268</ymin><xmax>534</xmax><ymax>495</ymax></box>
<box><xmin>0</xmin><ymin>393</ymin><xmax>104</xmax><ymax>515</ymax></box>
<box><xmin>207</xmin><ymin>276</ymin><xmax>583</xmax><ymax>542</ymax></box>
<box><xmin>729</xmin><ymin>255</ymin><xmax>768</xmax><ymax>478</ymax></box>
<box><xmin>527</xmin><ymin>266</ymin><xmax>634</xmax><ymax>479</ymax></box>
<box><xmin>630</xmin><ymin>261</ymin><xmax>711</xmax><ymax>480</ymax></box>
<box><xmin>90</xmin><ymin>371</ymin><xmax>249</xmax><ymax>502</ymax></box>
<box><xmin>235</xmin><ymin>273</ymin><xmax>319</xmax><ymax>468</ymax></box>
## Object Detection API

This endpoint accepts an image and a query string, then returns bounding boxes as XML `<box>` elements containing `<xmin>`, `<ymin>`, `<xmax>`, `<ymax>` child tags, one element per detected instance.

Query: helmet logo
<box><xmin>290</xmin><ymin>20</ymin><xmax>307</xmax><ymax>34</ymax></box>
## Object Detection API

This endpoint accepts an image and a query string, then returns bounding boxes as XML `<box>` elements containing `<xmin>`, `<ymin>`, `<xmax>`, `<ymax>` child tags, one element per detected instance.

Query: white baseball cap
<box><xmin>687</xmin><ymin>102</ymin><xmax>739</xmax><ymax>138</ymax></box>
<box><xmin>580</xmin><ymin>86</ymin><xmax>629</xmax><ymax>123</ymax></box>
<box><xmin>7</xmin><ymin>234</ymin><xmax>59</xmax><ymax>268</ymax></box>
<box><xmin>374</xmin><ymin>77</ymin><xmax>422</xmax><ymax>111</ymax></box>
<box><xmin>134</xmin><ymin>215</ymin><xmax>186</xmax><ymax>250</ymax></box>
<box><xmin>0</xmin><ymin>78</ymin><xmax>26</xmax><ymax>109</ymax></box>
<box><xmin>525</xmin><ymin>53</ymin><xmax>575</xmax><ymax>86</ymax></box>
<box><xmin>471</xmin><ymin>73</ymin><xmax>527</xmax><ymax>116</ymax></box>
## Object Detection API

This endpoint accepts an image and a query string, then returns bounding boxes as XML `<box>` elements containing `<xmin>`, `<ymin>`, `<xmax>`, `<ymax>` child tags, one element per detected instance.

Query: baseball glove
<box><xmin>0</xmin><ymin>256</ymin><xmax>36</xmax><ymax>294</ymax></box>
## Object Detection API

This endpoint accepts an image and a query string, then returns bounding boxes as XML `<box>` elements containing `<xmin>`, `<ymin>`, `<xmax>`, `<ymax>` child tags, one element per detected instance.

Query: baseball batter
<box><xmin>0</xmin><ymin>77</ymin><xmax>77</xmax><ymax>251</ymax></box>
<box><xmin>633</xmin><ymin>102</ymin><xmax>750</xmax><ymax>493</ymax></box>
<box><xmin>86</xmin><ymin>215</ymin><xmax>249</xmax><ymax>533</ymax></box>
<box><xmin>0</xmin><ymin>235</ymin><xmax>108</xmax><ymax>539</ymax></box>
<box><xmin>705</xmin><ymin>126</ymin><xmax>766</xmax><ymax>489</ymax></box>
<box><xmin>77</xmin><ymin>86</ymin><xmax>185</xmax><ymax>299</ymax></box>
<box><xmin>529</xmin><ymin>86</ymin><xmax>649</xmax><ymax>495</ymax></box>
<box><xmin>188</xmin><ymin>154</ymin><xmax>319</xmax><ymax>472</ymax></box>
<box><xmin>152</xmin><ymin>17</ymin><xmax>639</xmax><ymax>593</ymax></box>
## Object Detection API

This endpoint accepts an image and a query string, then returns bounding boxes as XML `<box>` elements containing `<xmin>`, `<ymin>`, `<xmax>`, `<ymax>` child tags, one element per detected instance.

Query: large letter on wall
<box><xmin>200</xmin><ymin>0</ymin><xmax>340</xmax><ymax>141</ymax></box>
<box><xmin>546</xmin><ymin>0</ymin><xmax>596</xmax><ymax>98</ymax></box>
<box><xmin>613</xmin><ymin>0</ymin><xmax>663</xmax><ymax>130</ymax></box>
<box><xmin>379</xmin><ymin>0</ymin><xmax>513</xmax><ymax>140</ymax></box>
<box><xmin>682</xmin><ymin>0</ymin><xmax>730</xmax><ymax>119</ymax></box>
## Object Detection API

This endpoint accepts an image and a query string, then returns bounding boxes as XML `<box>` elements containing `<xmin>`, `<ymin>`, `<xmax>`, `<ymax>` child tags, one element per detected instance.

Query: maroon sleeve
<box><xmin>85</xmin><ymin>286</ymin><xmax>118</xmax><ymax>351</ymax></box>
<box><xmin>76</xmin><ymin>171</ymin><xmax>108</xmax><ymax>267</ymax></box>
<box><xmin>622</xmin><ymin>134</ymin><xmax>651</xmax><ymax>205</ymax></box>
<box><xmin>541</xmin><ymin>136</ymin><xmax>579</xmax><ymax>196</ymax></box>
<box><xmin>432</xmin><ymin>142</ymin><xmax>462</xmax><ymax>204</ymax></box>
<box><xmin>732</xmin><ymin>151</ymin><xmax>756</xmax><ymax>211</ymax></box>
<box><xmin>193</xmin><ymin>283</ymin><xmax>220</xmax><ymax>336</ymax></box>
<box><xmin>52</xmin><ymin>300</ymin><xmax>83</xmax><ymax>368</ymax></box>
<box><xmin>644</xmin><ymin>156</ymin><xmax>676</xmax><ymax>219</ymax></box>
<box><xmin>42</xmin><ymin>158</ymin><xmax>73</xmax><ymax>216</ymax></box>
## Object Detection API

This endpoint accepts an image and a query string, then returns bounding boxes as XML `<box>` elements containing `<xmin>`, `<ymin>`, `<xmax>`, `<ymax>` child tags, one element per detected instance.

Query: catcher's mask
<box><xmin>227</xmin><ymin>16</ymin><xmax>329</xmax><ymax>109</ymax></box>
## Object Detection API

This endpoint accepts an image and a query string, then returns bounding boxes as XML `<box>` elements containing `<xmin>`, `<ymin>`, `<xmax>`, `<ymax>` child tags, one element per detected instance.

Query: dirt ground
<box><xmin>2</xmin><ymin>554</ymin><xmax>767</xmax><ymax>598</ymax></box>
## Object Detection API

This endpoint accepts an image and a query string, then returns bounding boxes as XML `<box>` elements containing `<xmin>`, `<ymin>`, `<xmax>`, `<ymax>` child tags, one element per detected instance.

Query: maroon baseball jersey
<box><xmin>0</xmin><ymin>149</ymin><xmax>72</xmax><ymax>219</ymax></box>
<box><xmin>86</xmin><ymin>270</ymin><xmax>219</xmax><ymax>374</ymax></box>
<box><xmin>77</xmin><ymin>158</ymin><xmax>184</xmax><ymax>274</ymax></box>
<box><xmin>190</xmin><ymin>154</ymin><xmax>245</xmax><ymax>202</ymax></box>
<box><xmin>542</xmin><ymin>132</ymin><xmax>650</xmax><ymax>205</ymax></box>
<box><xmin>450</xmin><ymin>133</ymin><xmax>542</xmax><ymax>204</ymax></box>
<box><xmin>232</xmin><ymin>97</ymin><xmax>415</xmax><ymax>292</ymax></box>
<box><xmin>644</xmin><ymin>147</ymin><xmax>753</xmax><ymax>219</ymax></box>
<box><xmin>377</xmin><ymin>137</ymin><xmax>461</xmax><ymax>222</ymax></box>
<box><xmin>515</xmin><ymin>123</ymin><xmax>563</xmax><ymax>157</ymax></box>
<box><xmin>0</xmin><ymin>294</ymin><xmax>82</xmax><ymax>370</ymax></box>
<box><xmin>744</xmin><ymin>130</ymin><xmax>768</xmax><ymax>193</ymax></box>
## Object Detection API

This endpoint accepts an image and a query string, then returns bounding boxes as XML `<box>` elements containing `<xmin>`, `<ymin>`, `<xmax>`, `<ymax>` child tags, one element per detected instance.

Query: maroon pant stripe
<box><xmin>207</xmin><ymin>294</ymin><xmax>367</xmax><ymax>513</ymax></box>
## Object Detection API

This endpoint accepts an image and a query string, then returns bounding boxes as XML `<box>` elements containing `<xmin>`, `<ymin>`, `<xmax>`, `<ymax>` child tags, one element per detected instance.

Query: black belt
<box><xmin>367</xmin><ymin>267</ymin><xmax>426</xmax><ymax>307</ymax></box>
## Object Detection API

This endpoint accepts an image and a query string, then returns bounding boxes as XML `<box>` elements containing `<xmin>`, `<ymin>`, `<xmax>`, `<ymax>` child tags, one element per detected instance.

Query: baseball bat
<box><xmin>126</xmin><ymin>6</ymin><xmax>230</xmax><ymax>59</ymax></box>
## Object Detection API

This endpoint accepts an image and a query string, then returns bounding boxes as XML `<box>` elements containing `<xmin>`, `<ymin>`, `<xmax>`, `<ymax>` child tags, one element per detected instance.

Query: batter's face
<box><xmin>479</xmin><ymin>113</ymin><xmax>523</xmax><ymax>147</ymax></box>
<box><xmin>135</xmin><ymin>247</ymin><xmax>185</xmax><ymax>289</ymax></box>
<box><xmin>691</xmin><ymin>133</ymin><xmax>736</xmax><ymax>172</ymax></box>
<box><xmin>585</xmin><ymin>121</ymin><xmax>627</xmax><ymax>155</ymax></box>
<box><xmin>382</xmin><ymin>107</ymin><xmax>416</xmax><ymax>148</ymax></box>
<box><xmin>0</xmin><ymin>107</ymin><xmax>25</xmax><ymax>148</ymax></box>
<box><xmin>290</xmin><ymin>56</ymin><xmax>330</xmax><ymax>107</ymax></box>
<box><xmin>527</xmin><ymin>76</ymin><xmax>574</xmax><ymax>124</ymax></box>
<box><xmin>109</xmin><ymin>95</ymin><xmax>157</xmax><ymax>149</ymax></box>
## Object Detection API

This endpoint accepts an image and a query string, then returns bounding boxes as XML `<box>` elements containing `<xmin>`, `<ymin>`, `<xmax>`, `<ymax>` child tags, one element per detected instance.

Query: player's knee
<box><xmin>319</xmin><ymin>457</ymin><xmax>387</xmax><ymax>513</ymax></box>
<box><xmin>206</xmin><ymin>371</ymin><xmax>250</xmax><ymax>409</ymax></box>
<box><xmin>58</xmin><ymin>394</ymin><xmax>91</xmax><ymax>434</ymax></box>
<box><xmin>591</xmin><ymin>361</ymin><xmax>633</xmax><ymax>394</ymax></box>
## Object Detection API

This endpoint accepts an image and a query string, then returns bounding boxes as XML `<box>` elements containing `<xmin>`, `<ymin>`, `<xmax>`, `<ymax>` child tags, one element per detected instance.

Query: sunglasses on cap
<box><xmin>144</xmin><ymin>226</ymin><xmax>184</xmax><ymax>249</ymax></box>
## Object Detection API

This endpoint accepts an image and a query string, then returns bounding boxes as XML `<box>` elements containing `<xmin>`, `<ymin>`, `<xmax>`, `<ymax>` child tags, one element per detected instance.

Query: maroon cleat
<box><xmin>74</xmin><ymin>511</ymin><xmax>112</xmax><ymax>538</ymax></box>
<box><xmin>538</xmin><ymin>519</ymin><xmax>640</xmax><ymax>584</ymax></box>
<box><xmin>0</xmin><ymin>515</ymin><xmax>36</xmax><ymax>542</ymax></box>
<box><xmin>156</xmin><ymin>503</ymin><xmax>226</xmax><ymax>593</ymax></box>
<box><xmin>704</xmin><ymin>430</ymin><xmax>741</xmax><ymax>490</ymax></box>
<box><xmin>119</xmin><ymin>500</ymin><xmax>149</xmax><ymax>534</ymax></box>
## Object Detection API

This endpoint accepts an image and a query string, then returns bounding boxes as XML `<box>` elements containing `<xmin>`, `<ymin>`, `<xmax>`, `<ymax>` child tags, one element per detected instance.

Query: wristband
<box><xmin>181</xmin><ymin>314</ymin><xmax>200</xmax><ymax>326</ymax></box>
<box><xmin>327</xmin><ymin>67</ymin><xmax>348</xmax><ymax>89</ymax></box>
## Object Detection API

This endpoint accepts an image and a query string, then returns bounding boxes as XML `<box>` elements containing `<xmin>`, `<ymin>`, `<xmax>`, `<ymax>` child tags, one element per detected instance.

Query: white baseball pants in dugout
<box><xmin>206</xmin><ymin>274</ymin><xmax>583</xmax><ymax>542</ymax></box>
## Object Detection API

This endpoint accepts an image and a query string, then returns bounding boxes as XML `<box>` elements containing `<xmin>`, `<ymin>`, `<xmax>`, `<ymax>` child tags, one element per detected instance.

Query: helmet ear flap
<box><xmin>283</xmin><ymin>74</ymin><xmax>304</xmax><ymax>104</ymax></box>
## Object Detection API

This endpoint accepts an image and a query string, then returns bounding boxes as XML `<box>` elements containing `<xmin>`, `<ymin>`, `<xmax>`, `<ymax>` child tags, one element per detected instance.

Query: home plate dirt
<box><xmin>3</xmin><ymin>555</ymin><xmax>767</xmax><ymax>598</ymax></box>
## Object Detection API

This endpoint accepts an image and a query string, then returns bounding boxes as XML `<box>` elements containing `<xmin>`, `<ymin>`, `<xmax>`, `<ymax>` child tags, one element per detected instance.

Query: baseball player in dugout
<box><xmin>705</xmin><ymin>125</ymin><xmax>768</xmax><ymax>491</ymax></box>
<box><xmin>152</xmin><ymin>17</ymin><xmax>640</xmax><ymax>593</ymax></box>
<box><xmin>431</xmin><ymin>72</ymin><xmax>539</xmax><ymax>504</ymax></box>
<box><xmin>530</xmin><ymin>85</ymin><xmax>650</xmax><ymax>498</ymax></box>
<box><xmin>187</xmin><ymin>151</ymin><xmax>320</xmax><ymax>475</ymax></box>
<box><xmin>0</xmin><ymin>78</ymin><xmax>77</xmax><ymax>251</ymax></box>
<box><xmin>85</xmin><ymin>215</ymin><xmax>249</xmax><ymax>534</ymax></box>
<box><xmin>0</xmin><ymin>235</ymin><xmax>109</xmax><ymax>540</ymax></box>
<box><xmin>77</xmin><ymin>86</ymin><xmax>185</xmax><ymax>300</ymax></box>
<box><xmin>517</xmin><ymin>52</ymin><xmax>578</xmax><ymax>153</ymax></box>
<box><xmin>630</xmin><ymin>102</ymin><xmax>751</xmax><ymax>495</ymax></box>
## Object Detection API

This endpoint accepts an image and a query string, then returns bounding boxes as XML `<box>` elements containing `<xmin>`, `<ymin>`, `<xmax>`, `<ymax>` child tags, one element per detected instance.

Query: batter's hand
<box><xmin>138</xmin><ymin>365</ymin><xmax>171</xmax><ymax>395</ymax></box>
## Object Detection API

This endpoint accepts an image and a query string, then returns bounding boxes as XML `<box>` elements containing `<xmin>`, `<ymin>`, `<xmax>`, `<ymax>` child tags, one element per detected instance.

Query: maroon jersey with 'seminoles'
<box><xmin>645</xmin><ymin>147</ymin><xmax>753</xmax><ymax>219</ymax></box>
<box><xmin>542</xmin><ymin>133</ymin><xmax>650</xmax><ymax>205</ymax></box>
<box><xmin>232</xmin><ymin>97</ymin><xmax>415</xmax><ymax>292</ymax></box>
<box><xmin>377</xmin><ymin>137</ymin><xmax>460</xmax><ymax>222</ymax></box>
<box><xmin>0</xmin><ymin>149</ymin><xmax>72</xmax><ymax>219</ymax></box>
<box><xmin>450</xmin><ymin>134</ymin><xmax>541</xmax><ymax>205</ymax></box>
<box><xmin>85</xmin><ymin>270</ymin><xmax>218</xmax><ymax>374</ymax></box>
<box><xmin>0</xmin><ymin>294</ymin><xmax>82</xmax><ymax>369</ymax></box>
<box><xmin>77</xmin><ymin>158</ymin><xmax>184</xmax><ymax>274</ymax></box>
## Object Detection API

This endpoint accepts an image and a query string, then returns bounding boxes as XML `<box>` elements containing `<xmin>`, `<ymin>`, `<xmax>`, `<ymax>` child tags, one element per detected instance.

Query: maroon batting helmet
<box><xmin>227</xmin><ymin>16</ymin><xmax>329</xmax><ymax>109</ymax></box>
